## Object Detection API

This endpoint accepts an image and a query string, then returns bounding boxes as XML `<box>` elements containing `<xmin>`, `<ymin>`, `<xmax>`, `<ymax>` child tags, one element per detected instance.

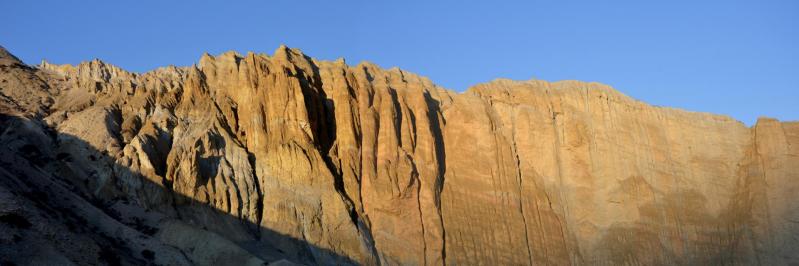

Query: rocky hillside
<box><xmin>0</xmin><ymin>45</ymin><xmax>797</xmax><ymax>265</ymax></box>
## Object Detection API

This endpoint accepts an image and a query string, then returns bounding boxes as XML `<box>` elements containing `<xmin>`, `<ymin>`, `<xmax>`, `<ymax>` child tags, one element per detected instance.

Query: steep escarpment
<box><xmin>443</xmin><ymin>80</ymin><xmax>798</xmax><ymax>265</ymax></box>
<box><xmin>0</xmin><ymin>45</ymin><xmax>796</xmax><ymax>265</ymax></box>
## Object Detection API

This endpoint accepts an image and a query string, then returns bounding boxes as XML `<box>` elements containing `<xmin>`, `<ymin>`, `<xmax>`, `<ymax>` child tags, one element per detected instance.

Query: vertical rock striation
<box><xmin>0</xmin><ymin>44</ymin><xmax>796</xmax><ymax>265</ymax></box>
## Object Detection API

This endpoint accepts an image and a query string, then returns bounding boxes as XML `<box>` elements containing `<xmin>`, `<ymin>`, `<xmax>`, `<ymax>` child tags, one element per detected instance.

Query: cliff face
<box><xmin>0</xmin><ymin>45</ymin><xmax>796</xmax><ymax>265</ymax></box>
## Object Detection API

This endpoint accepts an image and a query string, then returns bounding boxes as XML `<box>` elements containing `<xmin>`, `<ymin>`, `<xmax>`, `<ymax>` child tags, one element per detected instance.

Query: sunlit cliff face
<box><xmin>1</xmin><ymin>45</ymin><xmax>797</xmax><ymax>265</ymax></box>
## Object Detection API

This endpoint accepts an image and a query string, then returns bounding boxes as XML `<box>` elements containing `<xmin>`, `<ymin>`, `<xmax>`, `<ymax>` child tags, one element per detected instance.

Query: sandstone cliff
<box><xmin>0</xmin><ymin>44</ymin><xmax>796</xmax><ymax>265</ymax></box>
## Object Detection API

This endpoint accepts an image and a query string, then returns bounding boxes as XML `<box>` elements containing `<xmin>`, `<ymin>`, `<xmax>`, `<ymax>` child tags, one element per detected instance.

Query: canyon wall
<box><xmin>0</xmin><ymin>45</ymin><xmax>797</xmax><ymax>265</ymax></box>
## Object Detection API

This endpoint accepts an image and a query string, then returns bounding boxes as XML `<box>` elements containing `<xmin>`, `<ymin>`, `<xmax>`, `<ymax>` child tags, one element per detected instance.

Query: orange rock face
<box><xmin>0</xmin><ymin>45</ymin><xmax>797</xmax><ymax>265</ymax></box>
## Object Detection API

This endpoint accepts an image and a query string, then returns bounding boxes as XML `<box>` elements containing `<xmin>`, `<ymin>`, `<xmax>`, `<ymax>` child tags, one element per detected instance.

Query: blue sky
<box><xmin>1</xmin><ymin>1</ymin><xmax>796</xmax><ymax>125</ymax></box>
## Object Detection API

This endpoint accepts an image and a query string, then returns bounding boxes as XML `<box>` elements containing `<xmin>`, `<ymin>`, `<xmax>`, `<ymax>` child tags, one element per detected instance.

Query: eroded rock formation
<box><xmin>0</xmin><ymin>44</ymin><xmax>797</xmax><ymax>265</ymax></box>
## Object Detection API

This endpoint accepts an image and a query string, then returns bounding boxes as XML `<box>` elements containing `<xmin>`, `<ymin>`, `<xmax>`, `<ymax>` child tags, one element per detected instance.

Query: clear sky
<box><xmin>1</xmin><ymin>1</ymin><xmax>796</xmax><ymax>125</ymax></box>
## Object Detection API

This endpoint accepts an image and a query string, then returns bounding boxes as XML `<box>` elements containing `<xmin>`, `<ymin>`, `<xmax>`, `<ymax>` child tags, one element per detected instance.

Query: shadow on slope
<box><xmin>0</xmin><ymin>113</ymin><xmax>360</xmax><ymax>265</ymax></box>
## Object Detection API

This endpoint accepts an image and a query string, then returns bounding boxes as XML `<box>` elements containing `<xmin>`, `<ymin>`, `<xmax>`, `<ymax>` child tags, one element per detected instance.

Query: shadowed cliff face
<box><xmin>1</xmin><ymin>44</ymin><xmax>798</xmax><ymax>265</ymax></box>
<box><xmin>0</xmin><ymin>113</ymin><xmax>357</xmax><ymax>265</ymax></box>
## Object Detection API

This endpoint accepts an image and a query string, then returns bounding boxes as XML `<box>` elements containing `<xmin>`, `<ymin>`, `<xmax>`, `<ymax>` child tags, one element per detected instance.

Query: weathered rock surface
<box><xmin>0</xmin><ymin>44</ymin><xmax>796</xmax><ymax>265</ymax></box>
